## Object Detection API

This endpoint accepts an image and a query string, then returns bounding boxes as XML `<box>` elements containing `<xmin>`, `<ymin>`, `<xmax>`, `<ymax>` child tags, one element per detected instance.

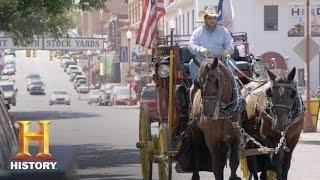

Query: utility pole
<box><xmin>303</xmin><ymin>0</ymin><xmax>316</xmax><ymax>132</ymax></box>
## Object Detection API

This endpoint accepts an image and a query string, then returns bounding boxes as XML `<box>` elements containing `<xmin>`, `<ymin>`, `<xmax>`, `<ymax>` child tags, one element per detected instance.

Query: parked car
<box><xmin>73</xmin><ymin>75</ymin><xmax>87</xmax><ymax>87</ymax></box>
<box><xmin>112</xmin><ymin>87</ymin><xmax>137</xmax><ymax>105</ymax></box>
<box><xmin>88</xmin><ymin>89</ymin><xmax>102</xmax><ymax>104</ymax></box>
<box><xmin>2</xmin><ymin>64</ymin><xmax>15</xmax><ymax>75</ymax></box>
<box><xmin>49</xmin><ymin>91</ymin><xmax>70</xmax><ymax>105</ymax></box>
<box><xmin>109</xmin><ymin>85</ymin><xmax>126</xmax><ymax>105</ymax></box>
<box><xmin>4</xmin><ymin>64</ymin><xmax>16</xmax><ymax>72</ymax></box>
<box><xmin>60</xmin><ymin>55</ymin><xmax>73</xmax><ymax>68</ymax></box>
<box><xmin>3</xmin><ymin>49</ymin><xmax>16</xmax><ymax>57</ymax></box>
<box><xmin>66</xmin><ymin>65</ymin><xmax>79</xmax><ymax>75</ymax></box>
<box><xmin>0</xmin><ymin>80</ymin><xmax>18</xmax><ymax>106</ymax></box>
<box><xmin>99</xmin><ymin>83</ymin><xmax>121</xmax><ymax>106</ymax></box>
<box><xmin>75</xmin><ymin>79</ymin><xmax>87</xmax><ymax>89</ymax></box>
<box><xmin>64</xmin><ymin>61</ymin><xmax>77</xmax><ymax>72</ymax></box>
<box><xmin>140</xmin><ymin>85</ymin><xmax>157</xmax><ymax>122</ymax></box>
<box><xmin>3</xmin><ymin>55</ymin><xmax>15</xmax><ymax>64</ymax></box>
<box><xmin>69</xmin><ymin>71</ymin><xmax>82</xmax><ymax>81</ymax></box>
<box><xmin>28</xmin><ymin>80</ymin><xmax>45</xmax><ymax>95</ymax></box>
<box><xmin>76</xmin><ymin>84</ymin><xmax>90</xmax><ymax>94</ymax></box>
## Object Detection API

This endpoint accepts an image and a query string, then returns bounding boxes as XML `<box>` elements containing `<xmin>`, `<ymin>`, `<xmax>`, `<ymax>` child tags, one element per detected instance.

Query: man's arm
<box><xmin>223</xmin><ymin>29</ymin><xmax>235</xmax><ymax>55</ymax></box>
<box><xmin>188</xmin><ymin>29</ymin><xmax>201</xmax><ymax>55</ymax></box>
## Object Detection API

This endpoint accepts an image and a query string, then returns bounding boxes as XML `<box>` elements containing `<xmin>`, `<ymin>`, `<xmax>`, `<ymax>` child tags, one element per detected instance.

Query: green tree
<box><xmin>0</xmin><ymin>0</ymin><xmax>126</xmax><ymax>45</ymax></box>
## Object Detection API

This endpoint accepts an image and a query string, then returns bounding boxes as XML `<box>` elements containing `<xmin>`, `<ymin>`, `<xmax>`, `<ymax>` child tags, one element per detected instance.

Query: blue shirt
<box><xmin>188</xmin><ymin>25</ymin><xmax>234</xmax><ymax>80</ymax></box>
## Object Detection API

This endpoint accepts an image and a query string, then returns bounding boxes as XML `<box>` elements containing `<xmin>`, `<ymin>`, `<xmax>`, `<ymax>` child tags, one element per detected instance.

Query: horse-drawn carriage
<box><xmin>136</xmin><ymin>32</ymin><xmax>305</xmax><ymax>180</ymax></box>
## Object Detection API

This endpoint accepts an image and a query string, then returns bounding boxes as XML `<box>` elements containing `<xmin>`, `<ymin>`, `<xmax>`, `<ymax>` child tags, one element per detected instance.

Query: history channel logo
<box><xmin>10</xmin><ymin>120</ymin><xmax>58</xmax><ymax>170</ymax></box>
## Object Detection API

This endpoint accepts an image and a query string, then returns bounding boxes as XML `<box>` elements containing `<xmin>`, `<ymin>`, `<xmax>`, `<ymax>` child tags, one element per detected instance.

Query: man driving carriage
<box><xmin>188</xmin><ymin>6</ymin><xmax>236</xmax><ymax>103</ymax></box>
<box><xmin>188</xmin><ymin>6</ymin><xmax>234</xmax><ymax>79</ymax></box>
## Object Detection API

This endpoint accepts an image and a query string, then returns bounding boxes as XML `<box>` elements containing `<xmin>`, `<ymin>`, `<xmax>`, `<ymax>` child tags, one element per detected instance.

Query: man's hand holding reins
<box><xmin>199</xmin><ymin>46</ymin><xmax>210</xmax><ymax>57</ymax></box>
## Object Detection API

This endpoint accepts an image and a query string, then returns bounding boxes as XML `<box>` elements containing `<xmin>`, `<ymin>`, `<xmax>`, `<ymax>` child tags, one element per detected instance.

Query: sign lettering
<box><xmin>0</xmin><ymin>37</ymin><xmax>105</xmax><ymax>50</ymax></box>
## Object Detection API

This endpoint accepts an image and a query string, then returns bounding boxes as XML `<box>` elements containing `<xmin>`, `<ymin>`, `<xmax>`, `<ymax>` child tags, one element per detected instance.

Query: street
<box><xmin>9</xmin><ymin>50</ymin><xmax>320</xmax><ymax>180</ymax></box>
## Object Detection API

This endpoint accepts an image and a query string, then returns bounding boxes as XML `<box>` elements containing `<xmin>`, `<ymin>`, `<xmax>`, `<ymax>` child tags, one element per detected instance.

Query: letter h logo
<box><xmin>15</xmin><ymin>121</ymin><xmax>53</xmax><ymax>160</ymax></box>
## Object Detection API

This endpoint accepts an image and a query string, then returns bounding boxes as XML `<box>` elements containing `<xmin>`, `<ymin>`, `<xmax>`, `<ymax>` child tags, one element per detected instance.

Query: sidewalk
<box><xmin>299</xmin><ymin>122</ymin><xmax>320</xmax><ymax>143</ymax></box>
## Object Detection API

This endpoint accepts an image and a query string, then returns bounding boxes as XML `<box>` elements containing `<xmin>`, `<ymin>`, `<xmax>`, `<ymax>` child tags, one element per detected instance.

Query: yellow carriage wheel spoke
<box><xmin>158</xmin><ymin>124</ymin><xmax>172</xmax><ymax>180</ymax></box>
<box><xmin>138</xmin><ymin>105</ymin><xmax>153</xmax><ymax>180</ymax></box>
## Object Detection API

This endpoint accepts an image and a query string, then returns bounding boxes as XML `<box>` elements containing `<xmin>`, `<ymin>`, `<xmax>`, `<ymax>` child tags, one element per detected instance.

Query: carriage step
<box><xmin>238</xmin><ymin>148</ymin><xmax>278</xmax><ymax>157</ymax></box>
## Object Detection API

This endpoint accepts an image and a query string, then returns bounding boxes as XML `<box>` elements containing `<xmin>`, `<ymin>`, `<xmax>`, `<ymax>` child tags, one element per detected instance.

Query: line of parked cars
<box><xmin>60</xmin><ymin>54</ymin><xmax>90</xmax><ymax>94</ymax></box>
<box><xmin>0</xmin><ymin>50</ymin><xmax>18</xmax><ymax>109</ymax></box>
<box><xmin>97</xmin><ymin>83</ymin><xmax>137</xmax><ymax>106</ymax></box>
<box><xmin>1</xmin><ymin>49</ymin><xmax>16</xmax><ymax>76</ymax></box>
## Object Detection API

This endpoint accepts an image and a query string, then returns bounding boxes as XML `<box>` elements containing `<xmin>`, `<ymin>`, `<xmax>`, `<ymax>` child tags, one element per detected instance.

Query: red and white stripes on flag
<box><xmin>136</xmin><ymin>0</ymin><xmax>165</xmax><ymax>49</ymax></box>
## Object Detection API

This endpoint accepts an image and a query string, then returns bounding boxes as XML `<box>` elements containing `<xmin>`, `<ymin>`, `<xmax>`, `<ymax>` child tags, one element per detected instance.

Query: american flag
<box><xmin>136</xmin><ymin>0</ymin><xmax>165</xmax><ymax>49</ymax></box>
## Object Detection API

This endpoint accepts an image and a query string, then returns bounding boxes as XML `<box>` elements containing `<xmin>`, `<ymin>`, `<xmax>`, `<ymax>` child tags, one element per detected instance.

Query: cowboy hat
<box><xmin>198</xmin><ymin>6</ymin><xmax>221</xmax><ymax>21</ymax></box>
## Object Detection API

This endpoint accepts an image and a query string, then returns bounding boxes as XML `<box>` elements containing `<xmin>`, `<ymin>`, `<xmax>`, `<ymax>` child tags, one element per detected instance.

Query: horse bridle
<box><xmin>267</xmin><ymin>83</ymin><xmax>297</xmax><ymax>111</ymax></box>
<box><xmin>199</xmin><ymin>66</ymin><xmax>224</xmax><ymax>117</ymax></box>
<box><xmin>259</xmin><ymin>82</ymin><xmax>298</xmax><ymax>126</ymax></box>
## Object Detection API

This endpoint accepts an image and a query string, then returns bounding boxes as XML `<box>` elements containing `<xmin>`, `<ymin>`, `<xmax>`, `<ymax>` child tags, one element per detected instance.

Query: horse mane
<box><xmin>245</xmin><ymin>69</ymin><xmax>296</xmax><ymax>119</ymax></box>
<box><xmin>217</xmin><ymin>61</ymin><xmax>232</xmax><ymax>103</ymax></box>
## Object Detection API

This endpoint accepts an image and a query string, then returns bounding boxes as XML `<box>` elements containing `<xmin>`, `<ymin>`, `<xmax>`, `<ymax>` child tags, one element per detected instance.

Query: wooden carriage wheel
<box><xmin>137</xmin><ymin>105</ymin><xmax>153</xmax><ymax>180</ymax></box>
<box><xmin>155</xmin><ymin>124</ymin><xmax>172</xmax><ymax>180</ymax></box>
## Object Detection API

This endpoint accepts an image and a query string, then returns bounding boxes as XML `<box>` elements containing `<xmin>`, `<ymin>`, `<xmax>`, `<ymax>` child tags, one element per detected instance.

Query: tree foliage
<box><xmin>0</xmin><ymin>0</ymin><xmax>122</xmax><ymax>45</ymax></box>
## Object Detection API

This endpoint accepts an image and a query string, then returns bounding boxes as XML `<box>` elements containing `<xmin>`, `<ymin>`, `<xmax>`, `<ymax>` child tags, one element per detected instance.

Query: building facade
<box><xmin>164</xmin><ymin>0</ymin><xmax>219</xmax><ymax>36</ymax></box>
<box><xmin>232</xmin><ymin>0</ymin><xmax>320</xmax><ymax>90</ymax></box>
<box><xmin>79</xmin><ymin>1</ymin><xmax>128</xmax><ymax>37</ymax></box>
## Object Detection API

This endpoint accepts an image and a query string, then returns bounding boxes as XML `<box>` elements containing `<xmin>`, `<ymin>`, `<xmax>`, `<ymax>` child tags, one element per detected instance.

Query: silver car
<box><xmin>49</xmin><ymin>91</ymin><xmax>70</xmax><ymax>105</ymax></box>
<box><xmin>76</xmin><ymin>84</ymin><xmax>90</xmax><ymax>94</ymax></box>
<box><xmin>88</xmin><ymin>89</ymin><xmax>102</xmax><ymax>104</ymax></box>
<box><xmin>28</xmin><ymin>80</ymin><xmax>45</xmax><ymax>95</ymax></box>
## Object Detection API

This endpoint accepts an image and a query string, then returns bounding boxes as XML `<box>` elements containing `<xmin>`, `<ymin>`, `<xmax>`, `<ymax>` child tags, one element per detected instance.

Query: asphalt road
<box><xmin>8</xmin><ymin>50</ymin><xmax>320</xmax><ymax>180</ymax></box>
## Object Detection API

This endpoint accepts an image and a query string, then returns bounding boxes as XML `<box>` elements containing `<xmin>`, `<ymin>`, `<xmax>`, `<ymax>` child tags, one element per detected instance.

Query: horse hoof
<box><xmin>192</xmin><ymin>174</ymin><xmax>200</xmax><ymax>180</ymax></box>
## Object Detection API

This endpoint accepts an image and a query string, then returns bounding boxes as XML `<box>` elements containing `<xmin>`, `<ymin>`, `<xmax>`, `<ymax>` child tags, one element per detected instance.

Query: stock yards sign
<box><xmin>0</xmin><ymin>37</ymin><xmax>104</xmax><ymax>50</ymax></box>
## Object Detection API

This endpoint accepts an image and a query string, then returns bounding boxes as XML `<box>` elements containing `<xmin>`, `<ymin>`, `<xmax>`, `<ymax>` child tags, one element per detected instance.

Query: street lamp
<box><xmin>126</xmin><ymin>30</ymin><xmax>133</xmax><ymax>105</ymax></box>
<box><xmin>169</xmin><ymin>19</ymin><xmax>175</xmax><ymax>47</ymax></box>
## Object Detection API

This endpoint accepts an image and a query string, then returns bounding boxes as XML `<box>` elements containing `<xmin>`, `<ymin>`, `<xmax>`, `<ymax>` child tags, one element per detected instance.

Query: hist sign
<box><xmin>0</xmin><ymin>37</ymin><xmax>105</xmax><ymax>50</ymax></box>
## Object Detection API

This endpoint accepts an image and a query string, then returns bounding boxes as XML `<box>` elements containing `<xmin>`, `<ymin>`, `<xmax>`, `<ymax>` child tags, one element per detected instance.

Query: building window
<box><xmin>175</xmin><ymin>17</ymin><xmax>178</xmax><ymax>35</ymax></box>
<box><xmin>264</xmin><ymin>5</ymin><xmax>278</xmax><ymax>31</ymax></box>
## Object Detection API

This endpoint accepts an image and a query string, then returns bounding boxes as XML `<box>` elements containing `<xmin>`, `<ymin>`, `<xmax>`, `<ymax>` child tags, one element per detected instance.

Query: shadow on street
<box><xmin>74</xmin><ymin>144</ymin><xmax>140</xmax><ymax>179</ymax></box>
<box><xmin>74</xmin><ymin>144</ymin><xmax>139</xmax><ymax>169</ymax></box>
<box><xmin>11</xmin><ymin>111</ymin><xmax>100</xmax><ymax>120</ymax></box>
<box><xmin>77</xmin><ymin>173</ymin><xmax>141</xmax><ymax>180</ymax></box>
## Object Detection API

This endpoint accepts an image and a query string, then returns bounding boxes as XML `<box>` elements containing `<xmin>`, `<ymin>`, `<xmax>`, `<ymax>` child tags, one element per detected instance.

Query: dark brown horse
<box><xmin>242</xmin><ymin>68</ymin><xmax>304</xmax><ymax>180</ymax></box>
<box><xmin>190</xmin><ymin>58</ymin><xmax>242</xmax><ymax>180</ymax></box>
